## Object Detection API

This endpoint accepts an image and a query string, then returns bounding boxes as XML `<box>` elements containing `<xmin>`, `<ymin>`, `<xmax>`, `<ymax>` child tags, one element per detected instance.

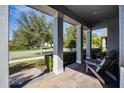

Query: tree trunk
<box><xmin>50</xmin><ymin>43</ymin><xmax>52</xmax><ymax>48</ymax></box>
<box><xmin>71</xmin><ymin>48</ymin><xmax>73</xmax><ymax>51</ymax></box>
<box><xmin>40</xmin><ymin>45</ymin><xmax>43</xmax><ymax>55</ymax></box>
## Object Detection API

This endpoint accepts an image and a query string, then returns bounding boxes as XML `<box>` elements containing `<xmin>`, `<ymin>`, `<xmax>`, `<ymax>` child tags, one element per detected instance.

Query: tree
<box><xmin>43</xmin><ymin>22</ymin><xmax>53</xmax><ymax>48</ymax></box>
<box><xmin>83</xmin><ymin>31</ymin><xmax>86</xmax><ymax>48</ymax></box>
<box><xmin>12</xmin><ymin>11</ymin><xmax>53</xmax><ymax>53</ymax></box>
<box><xmin>92</xmin><ymin>34</ymin><xmax>102</xmax><ymax>48</ymax></box>
<box><xmin>64</xmin><ymin>26</ymin><xmax>102</xmax><ymax>50</ymax></box>
<box><xmin>64</xmin><ymin>25</ymin><xmax>76</xmax><ymax>51</ymax></box>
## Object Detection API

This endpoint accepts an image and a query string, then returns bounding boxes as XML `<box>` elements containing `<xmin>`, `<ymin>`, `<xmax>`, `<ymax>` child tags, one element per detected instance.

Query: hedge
<box><xmin>45</xmin><ymin>49</ymin><xmax>103</xmax><ymax>72</ymax></box>
<box><xmin>45</xmin><ymin>52</ymin><xmax>76</xmax><ymax>72</ymax></box>
<box><xmin>45</xmin><ymin>54</ymin><xmax>53</xmax><ymax>72</ymax></box>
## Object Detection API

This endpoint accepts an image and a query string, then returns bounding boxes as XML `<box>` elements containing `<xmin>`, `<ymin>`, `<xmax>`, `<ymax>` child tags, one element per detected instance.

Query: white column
<box><xmin>0</xmin><ymin>6</ymin><xmax>9</xmax><ymax>88</ymax></box>
<box><xmin>102</xmin><ymin>37</ymin><xmax>107</xmax><ymax>52</ymax></box>
<box><xmin>86</xmin><ymin>29</ymin><xmax>91</xmax><ymax>59</ymax></box>
<box><xmin>76</xmin><ymin>24</ymin><xmax>83</xmax><ymax>64</ymax></box>
<box><xmin>53</xmin><ymin>12</ymin><xmax>64</xmax><ymax>74</ymax></box>
<box><xmin>119</xmin><ymin>5</ymin><xmax>124</xmax><ymax>88</ymax></box>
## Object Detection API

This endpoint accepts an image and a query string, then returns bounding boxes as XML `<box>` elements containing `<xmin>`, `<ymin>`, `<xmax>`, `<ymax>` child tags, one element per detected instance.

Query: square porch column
<box><xmin>53</xmin><ymin>12</ymin><xmax>64</xmax><ymax>74</ymax></box>
<box><xmin>76</xmin><ymin>24</ymin><xmax>83</xmax><ymax>64</ymax></box>
<box><xmin>0</xmin><ymin>5</ymin><xmax>9</xmax><ymax>88</ymax></box>
<box><xmin>119</xmin><ymin>5</ymin><xmax>124</xmax><ymax>88</ymax></box>
<box><xmin>86</xmin><ymin>29</ymin><xmax>92</xmax><ymax>59</ymax></box>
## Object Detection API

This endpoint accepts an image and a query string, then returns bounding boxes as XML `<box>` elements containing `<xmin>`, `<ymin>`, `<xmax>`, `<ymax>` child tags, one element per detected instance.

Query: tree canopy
<box><xmin>92</xmin><ymin>33</ymin><xmax>102</xmax><ymax>48</ymax></box>
<box><xmin>10</xmin><ymin>11</ymin><xmax>53</xmax><ymax>50</ymax></box>
<box><xmin>64</xmin><ymin>25</ymin><xmax>76</xmax><ymax>50</ymax></box>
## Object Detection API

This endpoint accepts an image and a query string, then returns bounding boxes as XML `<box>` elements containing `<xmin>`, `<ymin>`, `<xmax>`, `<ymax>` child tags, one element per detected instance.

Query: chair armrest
<box><xmin>97</xmin><ymin>58</ymin><xmax>102</xmax><ymax>62</ymax></box>
<box><xmin>85</xmin><ymin>60</ymin><xmax>98</xmax><ymax>67</ymax></box>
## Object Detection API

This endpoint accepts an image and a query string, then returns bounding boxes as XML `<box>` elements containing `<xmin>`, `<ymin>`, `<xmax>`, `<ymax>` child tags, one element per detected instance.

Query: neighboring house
<box><xmin>101</xmin><ymin>31</ymin><xmax>107</xmax><ymax>52</ymax></box>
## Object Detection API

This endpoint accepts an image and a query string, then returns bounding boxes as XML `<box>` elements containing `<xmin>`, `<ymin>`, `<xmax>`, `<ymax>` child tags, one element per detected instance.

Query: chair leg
<box><xmin>86</xmin><ymin>63</ymin><xmax>88</xmax><ymax>73</ymax></box>
<box><xmin>105</xmin><ymin>71</ymin><xmax>117</xmax><ymax>81</ymax></box>
<box><xmin>88</xmin><ymin>66</ymin><xmax>105</xmax><ymax>85</ymax></box>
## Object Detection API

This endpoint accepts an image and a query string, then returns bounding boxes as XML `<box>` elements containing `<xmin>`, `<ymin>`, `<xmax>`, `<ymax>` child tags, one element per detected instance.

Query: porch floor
<box><xmin>24</xmin><ymin>63</ymin><xmax>104</xmax><ymax>88</ymax></box>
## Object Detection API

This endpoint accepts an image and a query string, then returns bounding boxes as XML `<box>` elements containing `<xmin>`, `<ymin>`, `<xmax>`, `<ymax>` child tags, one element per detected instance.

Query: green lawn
<box><xmin>9</xmin><ymin>54</ymin><xmax>44</xmax><ymax>61</ymax></box>
<box><xmin>10</xmin><ymin>48</ymin><xmax>53</xmax><ymax>52</ymax></box>
<box><xmin>10</xmin><ymin>49</ymin><xmax>40</xmax><ymax>52</ymax></box>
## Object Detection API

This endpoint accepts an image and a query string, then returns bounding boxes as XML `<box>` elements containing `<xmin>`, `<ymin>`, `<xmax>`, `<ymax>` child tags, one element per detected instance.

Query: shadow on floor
<box><xmin>10</xmin><ymin>69</ymin><xmax>48</xmax><ymax>88</ymax></box>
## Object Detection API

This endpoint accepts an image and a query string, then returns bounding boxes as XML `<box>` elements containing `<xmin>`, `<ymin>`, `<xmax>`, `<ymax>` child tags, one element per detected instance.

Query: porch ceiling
<box><xmin>50</xmin><ymin>5</ymin><xmax>118</xmax><ymax>27</ymax></box>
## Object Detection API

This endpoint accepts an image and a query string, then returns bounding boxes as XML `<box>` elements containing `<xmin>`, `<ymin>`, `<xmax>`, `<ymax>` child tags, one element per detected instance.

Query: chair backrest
<box><xmin>96</xmin><ymin>50</ymin><xmax>117</xmax><ymax>72</ymax></box>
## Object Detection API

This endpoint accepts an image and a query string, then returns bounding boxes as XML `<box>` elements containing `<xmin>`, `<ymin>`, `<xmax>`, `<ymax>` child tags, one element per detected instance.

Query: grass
<box><xmin>10</xmin><ymin>48</ymin><xmax>53</xmax><ymax>52</ymax></box>
<box><xmin>10</xmin><ymin>49</ymin><xmax>40</xmax><ymax>52</ymax></box>
<box><xmin>9</xmin><ymin>54</ymin><xmax>44</xmax><ymax>61</ymax></box>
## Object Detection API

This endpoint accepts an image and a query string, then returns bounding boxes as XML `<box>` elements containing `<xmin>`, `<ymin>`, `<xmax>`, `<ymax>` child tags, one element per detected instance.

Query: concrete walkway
<box><xmin>9</xmin><ymin>56</ymin><xmax>44</xmax><ymax>64</ymax></box>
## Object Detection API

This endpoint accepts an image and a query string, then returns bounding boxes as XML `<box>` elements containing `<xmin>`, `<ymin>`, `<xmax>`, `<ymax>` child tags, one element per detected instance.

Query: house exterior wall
<box><xmin>107</xmin><ymin>18</ymin><xmax>119</xmax><ymax>52</ymax></box>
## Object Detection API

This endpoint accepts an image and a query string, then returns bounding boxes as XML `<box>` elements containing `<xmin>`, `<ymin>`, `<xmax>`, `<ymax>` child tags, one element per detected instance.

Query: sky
<box><xmin>92</xmin><ymin>28</ymin><xmax>107</xmax><ymax>36</ymax></box>
<box><xmin>9</xmin><ymin>5</ymin><xmax>106</xmax><ymax>40</ymax></box>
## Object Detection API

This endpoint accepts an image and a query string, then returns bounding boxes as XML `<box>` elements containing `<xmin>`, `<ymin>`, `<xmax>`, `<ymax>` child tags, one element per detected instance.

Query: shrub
<box><xmin>45</xmin><ymin>54</ymin><xmax>53</xmax><ymax>72</ymax></box>
<box><xmin>63</xmin><ymin>52</ymin><xmax>76</xmax><ymax>65</ymax></box>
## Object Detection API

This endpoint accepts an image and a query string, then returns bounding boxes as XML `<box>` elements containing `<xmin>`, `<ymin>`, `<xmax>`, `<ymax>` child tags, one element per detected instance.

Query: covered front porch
<box><xmin>23</xmin><ymin>63</ymin><xmax>117</xmax><ymax>88</ymax></box>
<box><xmin>1</xmin><ymin>5</ymin><xmax>124</xmax><ymax>88</ymax></box>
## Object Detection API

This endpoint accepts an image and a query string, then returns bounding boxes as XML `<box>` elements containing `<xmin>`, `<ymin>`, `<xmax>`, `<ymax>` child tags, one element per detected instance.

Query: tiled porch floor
<box><xmin>24</xmin><ymin>63</ymin><xmax>103</xmax><ymax>88</ymax></box>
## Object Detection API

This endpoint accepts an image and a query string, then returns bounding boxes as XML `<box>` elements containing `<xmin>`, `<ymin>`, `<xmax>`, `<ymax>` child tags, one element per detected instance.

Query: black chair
<box><xmin>85</xmin><ymin>50</ymin><xmax>117</xmax><ymax>84</ymax></box>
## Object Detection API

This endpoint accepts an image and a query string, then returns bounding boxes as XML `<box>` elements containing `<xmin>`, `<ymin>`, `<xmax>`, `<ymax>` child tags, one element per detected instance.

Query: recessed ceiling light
<box><xmin>93</xmin><ymin>11</ymin><xmax>97</xmax><ymax>15</ymax></box>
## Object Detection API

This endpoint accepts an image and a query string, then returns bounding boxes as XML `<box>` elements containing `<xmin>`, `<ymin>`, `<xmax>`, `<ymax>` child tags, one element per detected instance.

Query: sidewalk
<box><xmin>9</xmin><ymin>56</ymin><xmax>44</xmax><ymax>64</ymax></box>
